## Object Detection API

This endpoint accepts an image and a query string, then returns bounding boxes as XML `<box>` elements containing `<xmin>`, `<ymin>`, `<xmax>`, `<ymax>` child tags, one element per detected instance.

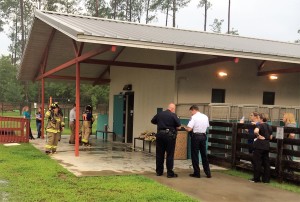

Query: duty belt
<box><xmin>159</xmin><ymin>129</ymin><xmax>171</xmax><ymax>133</ymax></box>
<box><xmin>192</xmin><ymin>132</ymin><xmax>206</xmax><ymax>135</ymax></box>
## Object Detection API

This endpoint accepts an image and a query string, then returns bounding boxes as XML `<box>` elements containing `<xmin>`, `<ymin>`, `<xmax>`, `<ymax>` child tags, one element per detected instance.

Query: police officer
<box><xmin>185</xmin><ymin>105</ymin><xmax>211</xmax><ymax>178</ymax></box>
<box><xmin>151</xmin><ymin>103</ymin><xmax>181</xmax><ymax>178</ymax></box>
<box><xmin>45</xmin><ymin>103</ymin><xmax>65</xmax><ymax>154</ymax></box>
<box><xmin>81</xmin><ymin>105</ymin><xmax>94</xmax><ymax>146</ymax></box>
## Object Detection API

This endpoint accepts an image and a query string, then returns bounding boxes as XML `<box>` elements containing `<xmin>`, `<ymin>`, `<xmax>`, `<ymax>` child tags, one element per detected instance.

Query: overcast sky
<box><xmin>0</xmin><ymin>0</ymin><xmax>300</xmax><ymax>56</ymax></box>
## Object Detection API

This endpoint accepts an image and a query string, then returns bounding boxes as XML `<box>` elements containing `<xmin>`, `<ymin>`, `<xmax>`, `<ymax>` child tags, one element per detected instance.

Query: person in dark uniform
<box><xmin>250</xmin><ymin>113</ymin><xmax>272</xmax><ymax>183</ymax></box>
<box><xmin>184</xmin><ymin>105</ymin><xmax>211</xmax><ymax>178</ymax></box>
<box><xmin>151</xmin><ymin>103</ymin><xmax>181</xmax><ymax>178</ymax></box>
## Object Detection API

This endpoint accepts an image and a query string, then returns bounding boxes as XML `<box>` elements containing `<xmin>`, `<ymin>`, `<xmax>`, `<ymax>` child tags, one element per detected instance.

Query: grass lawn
<box><xmin>0</xmin><ymin>144</ymin><xmax>196</xmax><ymax>202</ymax></box>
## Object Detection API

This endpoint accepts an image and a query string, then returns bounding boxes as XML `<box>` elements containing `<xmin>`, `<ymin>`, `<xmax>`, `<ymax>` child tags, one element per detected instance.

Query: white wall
<box><xmin>109</xmin><ymin>48</ymin><xmax>176</xmax><ymax>139</ymax></box>
<box><xmin>176</xmin><ymin>57</ymin><xmax>300</xmax><ymax>106</ymax></box>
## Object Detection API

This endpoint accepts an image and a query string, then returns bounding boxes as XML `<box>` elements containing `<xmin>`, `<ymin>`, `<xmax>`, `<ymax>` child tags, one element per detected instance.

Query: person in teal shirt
<box><xmin>22</xmin><ymin>106</ymin><xmax>35</xmax><ymax>140</ymax></box>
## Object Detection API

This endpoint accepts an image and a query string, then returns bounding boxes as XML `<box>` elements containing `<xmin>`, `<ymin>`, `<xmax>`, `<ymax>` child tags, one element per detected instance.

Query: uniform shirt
<box><xmin>187</xmin><ymin>111</ymin><xmax>209</xmax><ymax>133</ymax></box>
<box><xmin>69</xmin><ymin>108</ymin><xmax>76</xmax><ymax>123</ymax></box>
<box><xmin>151</xmin><ymin>109</ymin><xmax>181</xmax><ymax>131</ymax></box>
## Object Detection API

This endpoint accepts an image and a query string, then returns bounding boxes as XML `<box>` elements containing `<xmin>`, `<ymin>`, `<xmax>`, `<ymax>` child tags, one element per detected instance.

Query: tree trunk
<box><xmin>204</xmin><ymin>0</ymin><xmax>207</xmax><ymax>31</ymax></box>
<box><xmin>228</xmin><ymin>0</ymin><xmax>231</xmax><ymax>33</ymax></box>
<box><xmin>146</xmin><ymin>0</ymin><xmax>150</xmax><ymax>24</ymax></box>
<box><xmin>172</xmin><ymin>0</ymin><xmax>176</xmax><ymax>27</ymax></box>
<box><xmin>95</xmin><ymin>0</ymin><xmax>99</xmax><ymax>17</ymax></box>
<box><xmin>113</xmin><ymin>0</ymin><xmax>117</xmax><ymax>19</ymax></box>
<box><xmin>20</xmin><ymin>0</ymin><xmax>25</xmax><ymax>53</ymax></box>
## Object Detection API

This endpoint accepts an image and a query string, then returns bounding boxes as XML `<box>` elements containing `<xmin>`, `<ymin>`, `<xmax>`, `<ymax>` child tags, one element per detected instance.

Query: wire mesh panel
<box><xmin>209</xmin><ymin>103</ymin><xmax>231</xmax><ymax>121</ymax></box>
<box><xmin>237</xmin><ymin>105</ymin><xmax>259</xmax><ymax>122</ymax></box>
<box><xmin>176</xmin><ymin>103</ymin><xmax>210</xmax><ymax>119</ymax></box>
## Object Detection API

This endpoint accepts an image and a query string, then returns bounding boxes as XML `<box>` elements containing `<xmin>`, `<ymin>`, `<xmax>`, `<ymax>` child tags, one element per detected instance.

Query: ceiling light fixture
<box><xmin>218</xmin><ymin>72</ymin><xmax>228</xmax><ymax>77</ymax></box>
<box><xmin>269</xmin><ymin>75</ymin><xmax>278</xmax><ymax>80</ymax></box>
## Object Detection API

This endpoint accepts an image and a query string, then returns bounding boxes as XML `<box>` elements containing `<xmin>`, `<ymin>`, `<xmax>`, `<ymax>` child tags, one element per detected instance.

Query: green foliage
<box><xmin>295</xmin><ymin>29</ymin><xmax>300</xmax><ymax>43</ymax></box>
<box><xmin>0</xmin><ymin>56</ymin><xmax>23</xmax><ymax>102</ymax></box>
<box><xmin>0</xmin><ymin>144</ymin><xmax>196</xmax><ymax>201</ymax></box>
<box><xmin>210</xmin><ymin>18</ymin><xmax>224</xmax><ymax>33</ymax></box>
<box><xmin>228</xmin><ymin>27</ymin><xmax>239</xmax><ymax>35</ymax></box>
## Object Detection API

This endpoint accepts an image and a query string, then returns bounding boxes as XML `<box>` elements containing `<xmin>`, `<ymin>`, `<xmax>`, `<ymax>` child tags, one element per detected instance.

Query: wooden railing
<box><xmin>207</xmin><ymin>121</ymin><xmax>300</xmax><ymax>184</ymax></box>
<box><xmin>0</xmin><ymin>116</ymin><xmax>29</xmax><ymax>143</ymax></box>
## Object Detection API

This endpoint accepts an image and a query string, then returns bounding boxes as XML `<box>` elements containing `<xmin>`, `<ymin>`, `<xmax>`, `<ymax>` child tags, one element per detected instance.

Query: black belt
<box><xmin>192</xmin><ymin>132</ymin><xmax>206</xmax><ymax>135</ymax></box>
<box><xmin>159</xmin><ymin>129</ymin><xmax>171</xmax><ymax>133</ymax></box>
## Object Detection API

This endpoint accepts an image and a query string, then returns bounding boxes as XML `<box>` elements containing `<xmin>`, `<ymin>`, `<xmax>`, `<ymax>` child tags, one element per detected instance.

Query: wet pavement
<box><xmin>30</xmin><ymin>135</ymin><xmax>300</xmax><ymax>202</ymax></box>
<box><xmin>31</xmin><ymin>134</ymin><xmax>224</xmax><ymax>177</ymax></box>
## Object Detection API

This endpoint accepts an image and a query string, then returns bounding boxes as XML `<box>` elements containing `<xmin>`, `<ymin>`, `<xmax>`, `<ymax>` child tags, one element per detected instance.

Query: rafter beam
<box><xmin>34</xmin><ymin>28</ymin><xmax>56</xmax><ymax>80</ymax></box>
<box><xmin>177</xmin><ymin>56</ymin><xmax>235</xmax><ymax>70</ymax></box>
<box><xmin>93</xmin><ymin>47</ymin><xmax>125</xmax><ymax>86</ymax></box>
<box><xmin>35</xmin><ymin>46</ymin><xmax>111</xmax><ymax>81</ymax></box>
<box><xmin>83</xmin><ymin>59</ymin><xmax>173</xmax><ymax>70</ymax></box>
<box><xmin>257</xmin><ymin>66</ymin><xmax>300</xmax><ymax>76</ymax></box>
<box><xmin>257</xmin><ymin>60</ymin><xmax>266</xmax><ymax>71</ymax></box>
<box><xmin>47</xmin><ymin>75</ymin><xmax>110</xmax><ymax>84</ymax></box>
<box><xmin>176</xmin><ymin>52</ymin><xmax>185</xmax><ymax>65</ymax></box>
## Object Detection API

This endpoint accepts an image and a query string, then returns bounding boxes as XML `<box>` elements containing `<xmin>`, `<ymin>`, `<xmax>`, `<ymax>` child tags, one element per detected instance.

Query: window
<box><xmin>211</xmin><ymin>89</ymin><xmax>226</xmax><ymax>103</ymax></box>
<box><xmin>263</xmin><ymin>92</ymin><xmax>275</xmax><ymax>105</ymax></box>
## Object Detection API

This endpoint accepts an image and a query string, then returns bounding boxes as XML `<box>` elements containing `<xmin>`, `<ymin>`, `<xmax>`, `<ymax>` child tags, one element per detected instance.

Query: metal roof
<box><xmin>18</xmin><ymin>10</ymin><xmax>300</xmax><ymax>82</ymax></box>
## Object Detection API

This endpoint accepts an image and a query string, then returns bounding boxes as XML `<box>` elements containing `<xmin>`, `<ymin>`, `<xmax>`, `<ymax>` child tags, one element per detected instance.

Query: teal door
<box><xmin>113</xmin><ymin>94</ymin><xmax>125</xmax><ymax>141</ymax></box>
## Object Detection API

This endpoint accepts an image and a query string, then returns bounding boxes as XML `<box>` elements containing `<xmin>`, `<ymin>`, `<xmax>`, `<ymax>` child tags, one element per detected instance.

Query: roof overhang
<box><xmin>18</xmin><ymin>10</ymin><xmax>300</xmax><ymax>83</ymax></box>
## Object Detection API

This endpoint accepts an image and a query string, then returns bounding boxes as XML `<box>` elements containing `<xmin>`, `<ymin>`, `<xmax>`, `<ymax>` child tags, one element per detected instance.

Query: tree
<box><xmin>227</xmin><ymin>0</ymin><xmax>230</xmax><ymax>34</ymax></box>
<box><xmin>228</xmin><ymin>27</ymin><xmax>239</xmax><ymax>35</ymax></box>
<box><xmin>295</xmin><ymin>29</ymin><xmax>300</xmax><ymax>43</ymax></box>
<box><xmin>198</xmin><ymin>0</ymin><xmax>212</xmax><ymax>31</ymax></box>
<box><xmin>83</xmin><ymin>0</ymin><xmax>111</xmax><ymax>17</ymax></box>
<box><xmin>0</xmin><ymin>56</ymin><xmax>24</xmax><ymax>102</ymax></box>
<box><xmin>158</xmin><ymin>0</ymin><xmax>190</xmax><ymax>27</ymax></box>
<box><xmin>209</xmin><ymin>18</ymin><xmax>224</xmax><ymax>33</ymax></box>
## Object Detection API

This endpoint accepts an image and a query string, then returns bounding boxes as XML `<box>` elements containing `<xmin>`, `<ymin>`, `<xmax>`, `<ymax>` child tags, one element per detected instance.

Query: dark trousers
<box><xmin>253</xmin><ymin>149</ymin><xmax>270</xmax><ymax>182</ymax></box>
<box><xmin>155</xmin><ymin>132</ymin><xmax>176</xmax><ymax>175</ymax></box>
<box><xmin>191</xmin><ymin>134</ymin><xmax>211</xmax><ymax>176</ymax></box>
<box><xmin>36</xmin><ymin>122</ymin><xmax>41</xmax><ymax>138</ymax></box>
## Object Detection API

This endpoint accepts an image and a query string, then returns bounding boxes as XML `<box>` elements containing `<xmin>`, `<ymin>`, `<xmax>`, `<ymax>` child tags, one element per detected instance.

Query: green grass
<box><xmin>217</xmin><ymin>169</ymin><xmax>300</xmax><ymax>193</ymax></box>
<box><xmin>0</xmin><ymin>144</ymin><xmax>196</xmax><ymax>202</ymax></box>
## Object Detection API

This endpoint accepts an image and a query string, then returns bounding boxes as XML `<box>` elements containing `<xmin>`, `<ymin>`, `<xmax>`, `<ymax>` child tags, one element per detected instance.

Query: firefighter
<box><xmin>54</xmin><ymin>102</ymin><xmax>64</xmax><ymax>142</ymax></box>
<box><xmin>81</xmin><ymin>105</ymin><xmax>94</xmax><ymax>146</ymax></box>
<box><xmin>45</xmin><ymin>103</ymin><xmax>65</xmax><ymax>154</ymax></box>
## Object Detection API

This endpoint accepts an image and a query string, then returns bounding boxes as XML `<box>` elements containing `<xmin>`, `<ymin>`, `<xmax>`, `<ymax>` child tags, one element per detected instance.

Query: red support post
<box><xmin>41</xmin><ymin>78</ymin><xmax>45</xmax><ymax>139</ymax></box>
<box><xmin>75</xmin><ymin>60</ymin><xmax>80</xmax><ymax>157</ymax></box>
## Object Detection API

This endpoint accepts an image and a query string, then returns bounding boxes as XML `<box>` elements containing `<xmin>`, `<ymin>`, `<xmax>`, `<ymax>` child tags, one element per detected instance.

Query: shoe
<box><xmin>207</xmin><ymin>175</ymin><xmax>212</xmax><ymax>178</ymax></box>
<box><xmin>156</xmin><ymin>173</ymin><xmax>163</xmax><ymax>176</ymax></box>
<box><xmin>189</xmin><ymin>174</ymin><xmax>200</xmax><ymax>178</ymax></box>
<box><xmin>167</xmin><ymin>173</ymin><xmax>178</xmax><ymax>178</ymax></box>
<box><xmin>262</xmin><ymin>181</ymin><xmax>270</xmax><ymax>183</ymax></box>
<box><xmin>249</xmin><ymin>178</ymin><xmax>260</xmax><ymax>183</ymax></box>
<box><xmin>45</xmin><ymin>151</ymin><xmax>51</xmax><ymax>155</ymax></box>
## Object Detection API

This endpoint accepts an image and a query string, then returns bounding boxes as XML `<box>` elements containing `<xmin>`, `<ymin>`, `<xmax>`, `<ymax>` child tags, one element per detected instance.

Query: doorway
<box><xmin>113</xmin><ymin>92</ymin><xmax>134</xmax><ymax>143</ymax></box>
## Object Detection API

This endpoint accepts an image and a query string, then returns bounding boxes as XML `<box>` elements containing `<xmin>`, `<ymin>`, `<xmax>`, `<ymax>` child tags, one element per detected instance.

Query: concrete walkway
<box><xmin>30</xmin><ymin>135</ymin><xmax>300</xmax><ymax>202</ymax></box>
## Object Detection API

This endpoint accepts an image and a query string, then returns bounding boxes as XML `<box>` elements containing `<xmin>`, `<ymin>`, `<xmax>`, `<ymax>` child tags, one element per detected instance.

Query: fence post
<box><xmin>276</xmin><ymin>139</ymin><xmax>284</xmax><ymax>183</ymax></box>
<box><xmin>231</xmin><ymin>123</ymin><xmax>238</xmax><ymax>169</ymax></box>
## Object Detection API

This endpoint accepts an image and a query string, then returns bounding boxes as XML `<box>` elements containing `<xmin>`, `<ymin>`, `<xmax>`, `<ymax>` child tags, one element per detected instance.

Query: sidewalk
<box><xmin>30</xmin><ymin>135</ymin><xmax>300</xmax><ymax>202</ymax></box>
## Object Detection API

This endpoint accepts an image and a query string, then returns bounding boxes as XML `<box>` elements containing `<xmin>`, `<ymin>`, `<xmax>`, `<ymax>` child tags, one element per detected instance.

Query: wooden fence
<box><xmin>208</xmin><ymin>121</ymin><xmax>300</xmax><ymax>184</ymax></box>
<box><xmin>0</xmin><ymin>116</ymin><xmax>29</xmax><ymax>143</ymax></box>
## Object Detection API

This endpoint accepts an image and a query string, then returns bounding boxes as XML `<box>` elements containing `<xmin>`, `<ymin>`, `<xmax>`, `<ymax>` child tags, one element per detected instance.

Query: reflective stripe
<box><xmin>46</xmin><ymin>129</ymin><xmax>60</xmax><ymax>133</ymax></box>
<box><xmin>81</xmin><ymin>138</ymin><xmax>88</xmax><ymax>143</ymax></box>
<box><xmin>45</xmin><ymin>145</ymin><xmax>52</xmax><ymax>149</ymax></box>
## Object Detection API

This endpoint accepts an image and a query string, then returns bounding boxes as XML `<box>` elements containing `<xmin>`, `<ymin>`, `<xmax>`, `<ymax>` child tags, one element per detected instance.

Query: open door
<box><xmin>113</xmin><ymin>92</ymin><xmax>134</xmax><ymax>143</ymax></box>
